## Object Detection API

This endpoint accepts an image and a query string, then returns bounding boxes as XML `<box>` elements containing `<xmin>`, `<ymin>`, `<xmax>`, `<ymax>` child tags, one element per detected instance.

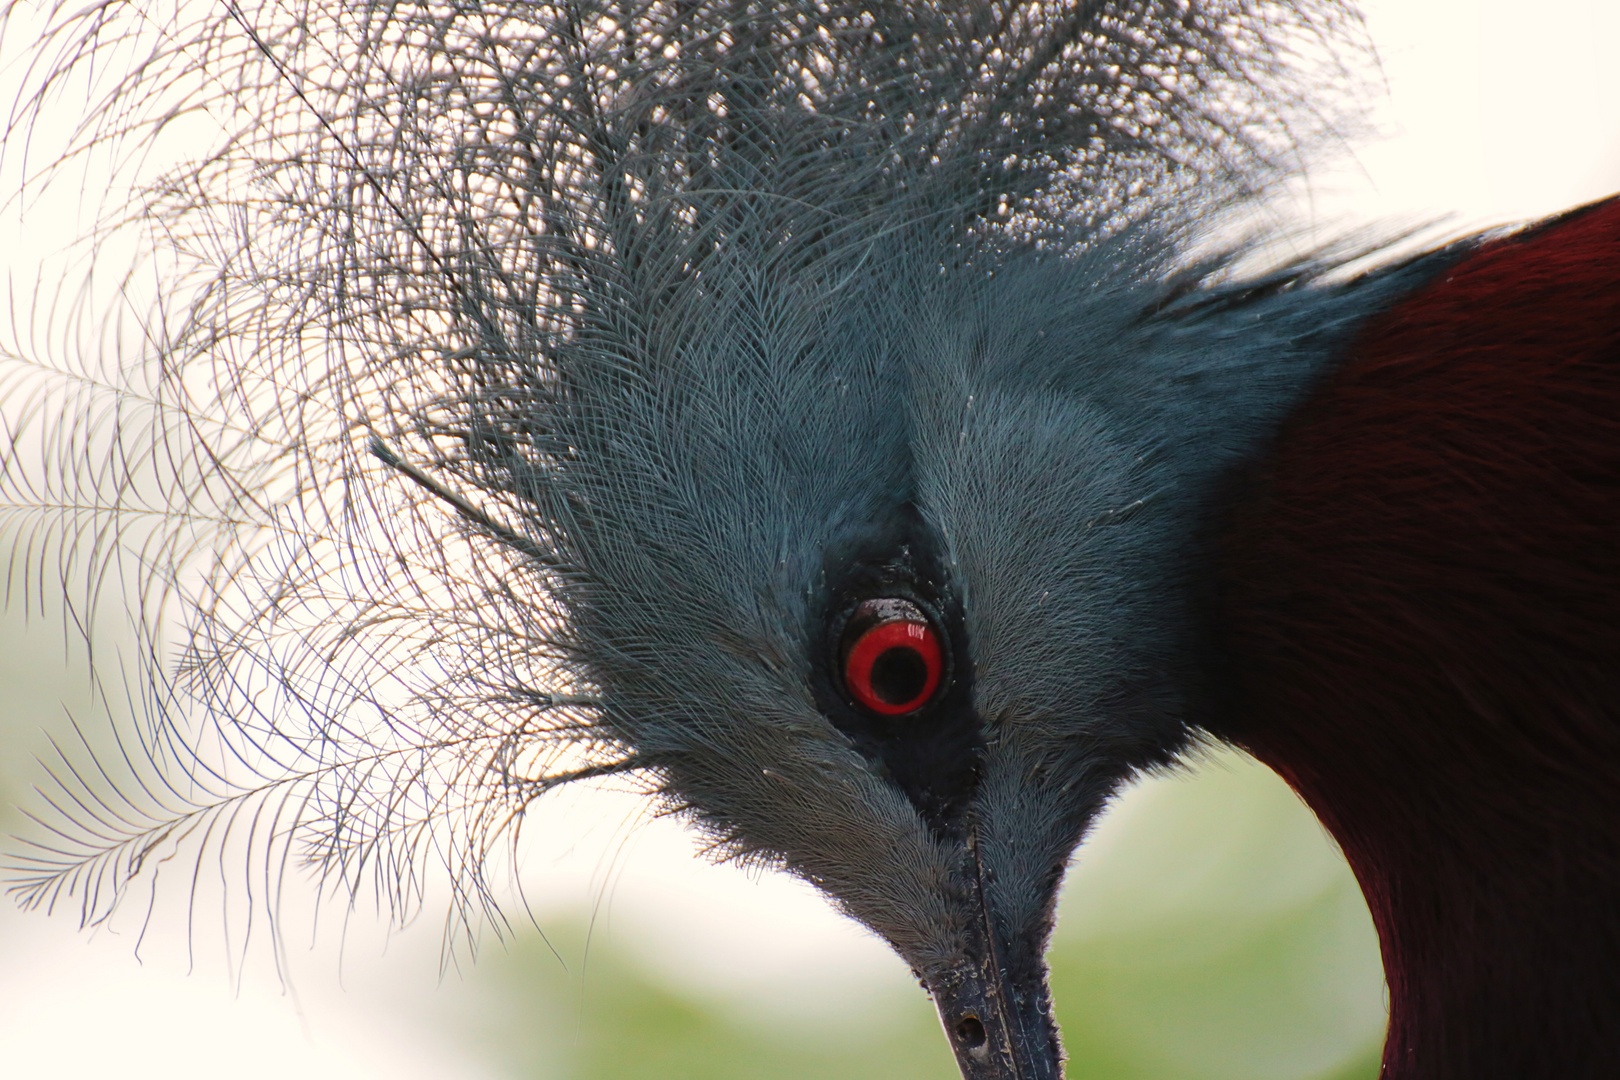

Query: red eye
<box><xmin>840</xmin><ymin>600</ymin><xmax>944</xmax><ymax>716</ymax></box>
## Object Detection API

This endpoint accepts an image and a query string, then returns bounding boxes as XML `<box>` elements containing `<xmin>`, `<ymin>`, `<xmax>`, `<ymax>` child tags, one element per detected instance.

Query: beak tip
<box><xmin>930</xmin><ymin>971</ymin><xmax>1062</xmax><ymax>1080</ymax></box>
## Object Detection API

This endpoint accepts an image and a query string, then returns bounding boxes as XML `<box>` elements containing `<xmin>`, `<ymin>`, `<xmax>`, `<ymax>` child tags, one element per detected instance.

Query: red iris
<box><xmin>842</xmin><ymin>609</ymin><xmax>944</xmax><ymax>716</ymax></box>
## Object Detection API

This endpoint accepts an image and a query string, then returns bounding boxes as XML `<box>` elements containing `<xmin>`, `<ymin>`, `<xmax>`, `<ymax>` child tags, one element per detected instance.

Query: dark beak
<box><xmin>926</xmin><ymin>848</ymin><xmax>1063</xmax><ymax>1079</ymax></box>
<box><xmin>927</xmin><ymin>949</ymin><xmax>1061</xmax><ymax>1080</ymax></box>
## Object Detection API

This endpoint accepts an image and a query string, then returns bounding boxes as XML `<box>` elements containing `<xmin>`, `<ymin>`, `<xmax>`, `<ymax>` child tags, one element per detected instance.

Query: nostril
<box><xmin>955</xmin><ymin>1014</ymin><xmax>987</xmax><ymax>1049</ymax></box>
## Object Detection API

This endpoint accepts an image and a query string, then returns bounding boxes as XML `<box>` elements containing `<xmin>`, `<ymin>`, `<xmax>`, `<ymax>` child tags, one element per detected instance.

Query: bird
<box><xmin>2</xmin><ymin>1</ymin><xmax>1616</xmax><ymax>1078</ymax></box>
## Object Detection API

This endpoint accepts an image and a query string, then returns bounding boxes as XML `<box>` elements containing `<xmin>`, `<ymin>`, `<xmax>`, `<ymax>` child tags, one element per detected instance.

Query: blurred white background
<box><xmin>1</xmin><ymin>1</ymin><xmax>1617</xmax><ymax>1077</ymax></box>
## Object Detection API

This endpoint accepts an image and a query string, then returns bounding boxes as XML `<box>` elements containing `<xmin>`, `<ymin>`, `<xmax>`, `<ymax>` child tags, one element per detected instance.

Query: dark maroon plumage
<box><xmin>1220</xmin><ymin>197</ymin><xmax>1620</xmax><ymax>1079</ymax></box>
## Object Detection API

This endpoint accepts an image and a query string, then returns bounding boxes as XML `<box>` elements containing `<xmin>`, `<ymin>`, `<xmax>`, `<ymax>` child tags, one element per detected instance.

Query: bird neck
<box><xmin>1244</xmin><ymin>727</ymin><xmax>1620</xmax><ymax>1080</ymax></box>
<box><xmin>1216</xmin><ymin>196</ymin><xmax>1620</xmax><ymax>1080</ymax></box>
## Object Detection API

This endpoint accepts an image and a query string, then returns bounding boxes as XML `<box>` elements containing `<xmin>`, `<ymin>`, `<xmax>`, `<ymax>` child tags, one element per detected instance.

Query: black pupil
<box><xmin>869</xmin><ymin>644</ymin><xmax>928</xmax><ymax>706</ymax></box>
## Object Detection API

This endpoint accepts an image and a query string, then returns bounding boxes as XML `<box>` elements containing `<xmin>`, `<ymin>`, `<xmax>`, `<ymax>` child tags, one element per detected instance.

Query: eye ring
<box><xmin>839</xmin><ymin>599</ymin><xmax>945</xmax><ymax>716</ymax></box>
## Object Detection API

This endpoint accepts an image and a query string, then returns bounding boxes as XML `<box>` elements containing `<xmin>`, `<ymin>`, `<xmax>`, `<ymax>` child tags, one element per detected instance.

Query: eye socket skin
<box><xmin>840</xmin><ymin>598</ymin><xmax>945</xmax><ymax>716</ymax></box>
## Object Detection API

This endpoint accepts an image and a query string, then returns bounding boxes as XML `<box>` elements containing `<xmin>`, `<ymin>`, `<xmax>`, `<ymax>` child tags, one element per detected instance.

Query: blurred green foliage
<box><xmin>454</xmin><ymin>922</ymin><xmax>952</xmax><ymax>1080</ymax></box>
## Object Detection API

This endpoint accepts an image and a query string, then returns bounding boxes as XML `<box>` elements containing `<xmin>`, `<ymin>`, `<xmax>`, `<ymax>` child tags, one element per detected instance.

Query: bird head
<box><xmin>6</xmin><ymin>3</ymin><xmax>1373</xmax><ymax>1077</ymax></box>
<box><xmin>521</xmin><ymin>248</ymin><xmax>1212</xmax><ymax>1076</ymax></box>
